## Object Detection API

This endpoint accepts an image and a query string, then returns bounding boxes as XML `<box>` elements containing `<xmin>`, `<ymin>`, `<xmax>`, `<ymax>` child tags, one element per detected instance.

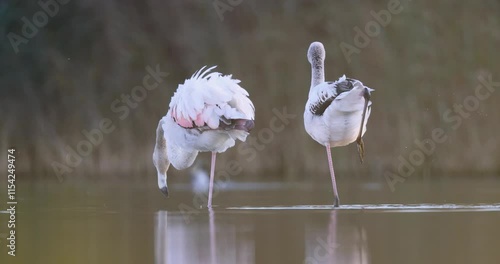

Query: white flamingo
<box><xmin>304</xmin><ymin>42</ymin><xmax>373</xmax><ymax>207</ymax></box>
<box><xmin>153</xmin><ymin>66</ymin><xmax>255</xmax><ymax>208</ymax></box>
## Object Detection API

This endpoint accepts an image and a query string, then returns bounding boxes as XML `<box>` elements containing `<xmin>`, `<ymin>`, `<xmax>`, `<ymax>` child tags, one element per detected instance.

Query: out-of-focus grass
<box><xmin>1</xmin><ymin>0</ymin><xmax>499</xmax><ymax>181</ymax></box>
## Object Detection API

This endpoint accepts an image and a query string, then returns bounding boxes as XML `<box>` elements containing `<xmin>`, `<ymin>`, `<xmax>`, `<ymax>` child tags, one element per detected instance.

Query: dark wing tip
<box><xmin>310</xmin><ymin>97</ymin><xmax>334</xmax><ymax>116</ymax></box>
<box><xmin>160</xmin><ymin>186</ymin><xmax>169</xmax><ymax>198</ymax></box>
<box><xmin>336</xmin><ymin>78</ymin><xmax>355</xmax><ymax>93</ymax></box>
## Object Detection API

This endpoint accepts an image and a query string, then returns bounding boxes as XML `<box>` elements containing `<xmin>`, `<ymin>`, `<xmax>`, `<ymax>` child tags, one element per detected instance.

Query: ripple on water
<box><xmin>226</xmin><ymin>203</ymin><xmax>500</xmax><ymax>212</ymax></box>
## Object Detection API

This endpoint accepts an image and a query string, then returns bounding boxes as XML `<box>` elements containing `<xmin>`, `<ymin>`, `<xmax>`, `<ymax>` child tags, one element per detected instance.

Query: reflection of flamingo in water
<box><xmin>190</xmin><ymin>161</ymin><xmax>210</xmax><ymax>195</ymax></box>
<box><xmin>153</xmin><ymin>66</ymin><xmax>255</xmax><ymax>207</ymax></box>
<box><xmin>154</xmin><ymin>210</ymin><xmax>255</xmax><ymax>264</ymax></box>
<box><xmin>304</xmin><ymin>211</ymin><xmax>370</xmax><ymax>264</ymax></box>
<box><xmin>304</xmin><ymin>42</ymin><xmax>374</xmax><ymax>207</ymax></box>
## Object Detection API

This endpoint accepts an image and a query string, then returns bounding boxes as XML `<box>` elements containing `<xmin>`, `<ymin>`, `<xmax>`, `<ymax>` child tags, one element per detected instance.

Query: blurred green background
<box><xmin>1</xmin><ymin>0</ymin><xmax>499</xmax><ymax>183</ymax></box>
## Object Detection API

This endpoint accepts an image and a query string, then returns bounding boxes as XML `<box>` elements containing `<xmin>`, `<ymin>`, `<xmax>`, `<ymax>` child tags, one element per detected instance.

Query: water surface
<box><xmin>2</xmin><ymin>178</ymin><xmax>500</xmax><ymax>264</ymax></box>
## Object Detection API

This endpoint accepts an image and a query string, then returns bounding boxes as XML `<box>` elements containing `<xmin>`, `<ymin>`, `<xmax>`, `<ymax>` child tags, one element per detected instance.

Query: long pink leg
<box><xmin>326</xmin><ymin>144</ymin><xmax>340</xmax><ymax>207</ymax></box>
<box><xmin>207</xmin><ymin>151</ymin><xmax>216</xmax><ymax>208</ymax></box>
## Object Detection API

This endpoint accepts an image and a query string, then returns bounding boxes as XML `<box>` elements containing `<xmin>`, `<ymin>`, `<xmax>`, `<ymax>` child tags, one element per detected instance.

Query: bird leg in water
<box><xmin>326</xmin><ymin>144</ymin><xmax>340</xmax><ymax>207</ymax></box>
<box><xmin>356</xmin><ymin>88</ymin><xmax>371</xmax><ymax>164</ymax></box>
<box><xmin>207</xmin><ymin>151</ymin><xmax>216</xmax><ymax>208</ymax></box>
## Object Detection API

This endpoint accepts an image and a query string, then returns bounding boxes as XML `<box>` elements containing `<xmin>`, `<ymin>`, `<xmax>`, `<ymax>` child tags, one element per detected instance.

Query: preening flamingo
<box><xmin>153</xmin><ymin>66</ymin><xmax>255</xmax><ymax>208</ymax></box>
<box><xmin>304</xmin><ymin>42</ymin><xmax>373</xmax><ymax>207</ymax></box>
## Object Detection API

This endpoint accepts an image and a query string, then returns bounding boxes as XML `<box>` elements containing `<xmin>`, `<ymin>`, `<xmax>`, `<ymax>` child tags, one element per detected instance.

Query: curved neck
<box><xmin>156</xmin><ymin>119</ymin><xmax>166</xmax><ymax>149</ymax></box>
<box><xmin>310</xmin><ymin>59</ymin><xmax>325</xmax><ymax>88</ymax></box>
<box><xmin>154</xmin><ymin>118</ymin><xmax>170</xmax><ymax>196</ymax></box>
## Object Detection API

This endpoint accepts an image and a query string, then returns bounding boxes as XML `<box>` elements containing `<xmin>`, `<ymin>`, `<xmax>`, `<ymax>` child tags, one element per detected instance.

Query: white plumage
<box><xmin>305</xmin><ymin>75</ymin><xmax>373</xmax><ymax>147</ymax></box>
<box><xmin>153</xmin><ymin>66</ymin><xmax>255</xmax><ymax>207</ymax></box>
<box><xmin>304</xmin><ymin>42</ymin><xmax>373</xmax><ymax>207</ymax></box>
<box><xmin>169</xmin><ymin>66</ymin><xmax>254</xmax><ymax>129</ymax></box>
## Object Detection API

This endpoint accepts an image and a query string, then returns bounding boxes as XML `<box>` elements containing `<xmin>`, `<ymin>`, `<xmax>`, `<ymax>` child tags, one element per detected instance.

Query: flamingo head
<box><xmin>219</xmin><ymin>118</ymin><xmax>255</xmax><ymax>132</ymax></box>
<box><xmin>232</xmin><ymin>119</ymin><xmax>255</xmax><ymax>132</ymax></box>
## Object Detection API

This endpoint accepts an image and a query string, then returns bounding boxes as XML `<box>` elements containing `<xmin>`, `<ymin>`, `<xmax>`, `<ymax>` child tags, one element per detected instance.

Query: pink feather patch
<box><xmin>171</xmin><ymin>106</ymin><xmax>192</xmax><ymax>128</ymax></box>
<box><xmin>194</xmin><ymin>113</ymin><xmax>205</xmax><ymax>126</ymax></box>
<box><xmin>177</xmin><ymin>116</ymin><xmax>193</xmax><ymax>128</ymax></box>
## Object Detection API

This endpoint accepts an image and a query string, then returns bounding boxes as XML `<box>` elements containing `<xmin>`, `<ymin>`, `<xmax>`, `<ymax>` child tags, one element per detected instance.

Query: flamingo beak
<box><xmin>160</xmin><ymin>186</ymin><xmax>169</xmax><ymax>197</ymax></box>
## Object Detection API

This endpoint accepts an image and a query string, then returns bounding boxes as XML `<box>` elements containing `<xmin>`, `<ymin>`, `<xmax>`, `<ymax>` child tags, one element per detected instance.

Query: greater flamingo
<box><xmin>153</xmin><ymin>66</ymin><xmax>255</xmax><ymax>208</ymax></box>
<box><xmin>304</xmin><ymin>42</ymin><xmax>374</xmax><ymax>207</ymax></box>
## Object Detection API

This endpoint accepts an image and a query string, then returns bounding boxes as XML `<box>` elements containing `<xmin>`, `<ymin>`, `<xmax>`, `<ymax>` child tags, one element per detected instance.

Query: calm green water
<box><xmin>1</xmin><ymin>178</ymin><xmax>500</xmax><ymax>264</ymax></box>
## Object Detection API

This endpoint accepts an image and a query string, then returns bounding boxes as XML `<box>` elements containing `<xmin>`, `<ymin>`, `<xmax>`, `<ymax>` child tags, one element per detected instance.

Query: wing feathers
<box><xmin>310</xmin><ymin>96</ymin><xmax>335</xmax><ymax>116</ymax></box>
<box><xmin>308</xmin><ymin>75</ymin><xmax>367</xmax><ymax>116</ymax></box>
<box><xmin>169</xmin><ymin>66</ymin><xmax>254</xmax><ymax>129</ymax></box>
